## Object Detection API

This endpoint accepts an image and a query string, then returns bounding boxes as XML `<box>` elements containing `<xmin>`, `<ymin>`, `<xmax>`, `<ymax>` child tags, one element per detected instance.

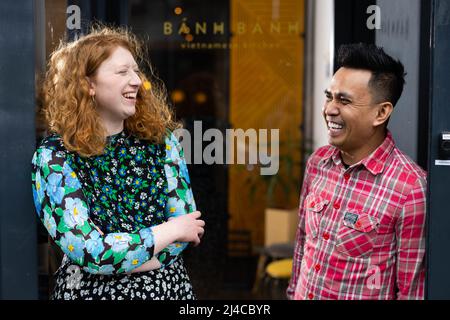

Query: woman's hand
<box><xmin>169</xmin><ymin>211</ymin><xmax>205</xmax><ymax>246</ymax></box>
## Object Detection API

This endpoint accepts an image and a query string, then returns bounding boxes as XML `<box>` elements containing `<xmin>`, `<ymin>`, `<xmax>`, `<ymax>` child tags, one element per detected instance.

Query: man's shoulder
<box><xmin>389</xmin><ymin>147</ymin><xmax>427</xmax><ymax>188</ymax></box>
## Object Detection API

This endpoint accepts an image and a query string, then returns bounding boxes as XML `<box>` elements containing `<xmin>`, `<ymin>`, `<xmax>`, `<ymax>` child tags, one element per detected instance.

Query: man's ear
<box><xmin>86</xmin><ymin>77</ymin><xmax>96</xmax><ymax>96</ymax></box>
<box><xmin>373</xmin><ymin>102</ymin><xmax>394</xmax><ymax>127</ymax></box>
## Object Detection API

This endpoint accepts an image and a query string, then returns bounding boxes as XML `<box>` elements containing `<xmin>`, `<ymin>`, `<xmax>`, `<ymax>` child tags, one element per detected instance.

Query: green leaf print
<box><xmin>80</xmin><ymin>221</ymin><xmax>92</xmax><ymax>236</ymax></box>
<box><xmin>113</xmin><ymin>250</ymin><xmax>128</xmax><ymax>265</ymax></box>
<box><xmin>102</xmin><ymin>249</ymin><xmax>113</xmax><ymax>261</ymax></box>
<box><xmin>50</xmin><ymin>164</ymin><xmax>63</xmax><ymax>172</ymax></box>
<box><xmin>57</xmin><ymin>219</ymin><xmax>70</xmax><ymax>233</ymax></box>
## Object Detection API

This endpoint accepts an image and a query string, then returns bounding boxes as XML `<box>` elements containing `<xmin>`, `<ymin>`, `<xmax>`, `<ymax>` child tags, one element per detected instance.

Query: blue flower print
<box><xmin>102</xmin><ymin>185</ymin><xmax>112</xmax><ymax>194</ymax></box>
<box><xmin>43</xmin><ymin>209</ymin><xmax>57</xmax><ymax>238</ymax></box>
<box><xmin>165</xmin><ymin>165</ymin><xmax>177</xmax><ymax>192</ymax></box>
<box><xmin>32</xmin><ymin>186</ymin><xmax>41</xmax><ymax>214</ymax></box>
<box><xmin>83</xmin><ymin>264</ymin><xmax>114</xmax><ymax>275</ymax></box>
<box><xmin>119</xmin><ymin>147</ymin><xmax>127</xmax><ymax>158</ymax></box>
<box><xmin>39</xmin><ymin>148</ymin><xmax>53</xmax><ymax>167</ymax></box>
<box><xmin>85</xmin><ymin>230</ymin><xmax>105</xmax><ymax>260</ymax></box>
<box><xmin>133</xmin><ymin>178</ymin><xmax>143</xmax><ymax>188</ymax></box>
<box><xmin>185</xmin><ymin>188</ymin><xmax>195</xmax><ymax>208</ymax></box>
<box><xmin>178</xmin><ymin>160</ymin><xmax>190</xmax><ymax>184</ymax></box>
<box><xmin>168</xmin><ymin>242</ymin><xmax>188</xmax><ymax>256</ymax></box>
<box><xmin>46</xmin><ymin>172</ymin><xmax>65</xmax><ymax>205</ymax></box>
<box><xmin>166</xmin><ymin>139</ymin><xmax>181</xmax><ymax>163</ymax></box>
<box><xmin>105</xmin><ymin>233</ymin><xmax>132</xmax><ymax>252</ymax></box>
<box><xmin>63</xmin><ymin>163</ymin><xmax>81</xmax><ymax>190</ymax></box>
<box><xmin>119</xmin><ymin>166</ymin><xmax>127</xmax><ymax>177</ymax></box>
<box><xmin>90</xmin><ymin>168</ymin><xmax>99</xmax><ymax>178</ymax></box>
<box><xmin>135</xmin><ymin>153</ymin><xmax>143</xmax><ymax>162</ymax></box>
<box><xmin>63</xmin><ymin>197</ymin><xmax>89</xmax><ymax>228</ymax></box>
<box><xmin>166</xmin><ymin>197</ymin><xmax>186</xmax><ymax>217</ymax></box>
<box><xmin>139</xmin><ymin>228</ymin><xmax>154</xmax><ymax>247</ymax></box>
<box><xmin>35</xmin><ymin>170</ymin><xmax>47</xmax><ymax>204</ymax></box>
<box><xmin>59</xmin><ymin>232</ymin><xmax>85</xmax><ymax>262</ymax></box>
<box><xmin>122</xmin><ymin>247</ymin><xmax>149</xmax><ymax>272</ymax></box>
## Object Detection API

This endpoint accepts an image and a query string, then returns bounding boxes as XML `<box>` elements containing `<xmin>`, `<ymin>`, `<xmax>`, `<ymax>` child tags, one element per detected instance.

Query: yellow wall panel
<box><xmin>229</xmin><ymin>0</ymin><xmax>305</xmax><ymax>247</ymax></box>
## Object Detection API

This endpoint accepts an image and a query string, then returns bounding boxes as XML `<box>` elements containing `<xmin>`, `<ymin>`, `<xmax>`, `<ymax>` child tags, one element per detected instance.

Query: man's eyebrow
<box><xmin>324</xmin><ymin>89</ymin><xmax>353</xmax><ymax>100</ymax></box>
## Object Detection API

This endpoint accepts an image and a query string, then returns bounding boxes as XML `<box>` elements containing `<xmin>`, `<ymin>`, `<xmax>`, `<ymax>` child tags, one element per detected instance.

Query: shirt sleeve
<box><xmin>154</xmin><ymin>132</ymin><xmax>197</xmax><ymax>268</ymax></box>
<box><xmin>395</xmin><ymin>175</ymin><xmax>427</xmax><ymax>300</ymax></box>
<box><xmin>286</xmin><ymin>158</ymin><xmax>311</xmax><ymax>299</ymax></box>
<box><xmin>31</xmin><ymin>147</ymin><xmax>157</xmax><ymax>275</ymax></box>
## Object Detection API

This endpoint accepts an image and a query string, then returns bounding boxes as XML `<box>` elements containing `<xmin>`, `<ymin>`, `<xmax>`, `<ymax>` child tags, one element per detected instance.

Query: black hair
<box><xmin>337</xmin><ymin>43</ymin><xmax>406</xmax><ymax>107</ymax></box>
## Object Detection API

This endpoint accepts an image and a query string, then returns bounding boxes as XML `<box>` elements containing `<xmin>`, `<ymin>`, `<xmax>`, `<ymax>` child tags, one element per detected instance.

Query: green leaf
<box><xmin>80</xmin><ymin>221</ymin><xmax>92</xmax><ymax>235</ymax></box>
<box><xmin>129</xmin><ymin>234</ymin><xmax>140</xmax><ymax>245</ymax></box>
<box><xmin>50</xmin><ymin>164</ymin><xmax>63</xmax><ymax>172</ymax></box>
<box><xmin>113</xmin><ymin>250</ymin><xmax>128</xmax><ymax>265</ymax></box>
<box><xmin>57</xmin><ymin>220</ymin><xmax>70</xmax><ymax>233</ymax></box>
<box><xmin>43</xmin><ymin>165</ymin><xmax>50</xmax><ymax>178</ymax></box>
<box><xmin>158</xmin><ymin>252</ymin><xmax>167</xmax><ymax>263</ymax></box>
<box><xmin>102</xmin><ymin>250</ymin><xmax>113</xmax><ymax>261</ymax></box>
<box><xmin>55</xmin><ymin>207</ymin><xmax>64</xmax><ymax>217</ymax></box>
<box><xmin>87</xmin><ymin>262</ymin><xmax>99</xmax><ymax>271</ymax></box>
<box><xmin>176</xmin><ymin>188</ymin><xmax>186</xmax><ymax>200</ymax></box>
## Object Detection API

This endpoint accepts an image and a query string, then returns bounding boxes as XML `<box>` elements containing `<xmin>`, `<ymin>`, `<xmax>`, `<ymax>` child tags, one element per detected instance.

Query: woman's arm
<box><xmin>132</xmin><ymin>132</ymin><xmax>202</xmax><ymax>272</ymax></box>
<box><xmin>31</xmin><ymin>146</ymin><xmax>203</xmax><ymax>275</ymax></box>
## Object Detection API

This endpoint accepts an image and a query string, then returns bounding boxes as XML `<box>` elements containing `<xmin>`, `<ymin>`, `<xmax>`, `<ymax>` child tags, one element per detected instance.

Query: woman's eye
<box><xmin>118</xmin><ymin>70</ymin><xmax>127</xmax><ymax>74</ymax></box>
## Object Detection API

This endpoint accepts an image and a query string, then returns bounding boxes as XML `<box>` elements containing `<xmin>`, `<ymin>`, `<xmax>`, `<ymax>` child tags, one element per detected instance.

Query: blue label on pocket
<box><xmin>344</xmin><ymin>212</ymin><xmax>358</xmax><ymax>225</ymax></box>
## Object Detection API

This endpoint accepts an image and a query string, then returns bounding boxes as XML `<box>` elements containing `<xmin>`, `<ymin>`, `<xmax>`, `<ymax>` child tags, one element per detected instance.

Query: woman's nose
<box><xmin>130</xmin><ymin>71</ymin><xmax>142</xmax><ymax>86</ymax></box>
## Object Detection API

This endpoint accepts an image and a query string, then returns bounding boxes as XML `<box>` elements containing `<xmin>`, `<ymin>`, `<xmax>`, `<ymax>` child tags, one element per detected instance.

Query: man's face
<box><xmin>323</xmin><ymin>67</ymin><xmax>381</xmax><ymax>156</ymax></box>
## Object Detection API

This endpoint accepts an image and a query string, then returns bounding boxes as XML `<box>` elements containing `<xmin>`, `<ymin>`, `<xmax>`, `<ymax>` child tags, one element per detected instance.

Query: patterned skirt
<box><xmin>51</xmin><ymin>255</ymin><xmax>195</xmax><ymax>300</ymax></box>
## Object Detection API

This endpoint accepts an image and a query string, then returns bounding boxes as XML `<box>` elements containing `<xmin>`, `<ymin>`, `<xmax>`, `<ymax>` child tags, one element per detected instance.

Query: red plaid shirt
<box><xmin>287</xmin><ymin>131</ymin><xmax>427</xmax><ymax>300</ymax></box>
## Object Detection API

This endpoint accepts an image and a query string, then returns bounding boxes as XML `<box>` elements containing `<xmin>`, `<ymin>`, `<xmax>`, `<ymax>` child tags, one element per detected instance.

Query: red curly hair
<box><xmin>42</xmin><ymin>26</ymin><xmax>179</xmax><ymax>157</ymax></box>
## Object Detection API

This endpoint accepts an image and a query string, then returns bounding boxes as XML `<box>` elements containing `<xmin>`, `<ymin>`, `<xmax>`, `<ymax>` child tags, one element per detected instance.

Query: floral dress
<box><xmin>31</xmin><ymin>130</ymin><xmax>197</xmax><ymax>300</ymax></box>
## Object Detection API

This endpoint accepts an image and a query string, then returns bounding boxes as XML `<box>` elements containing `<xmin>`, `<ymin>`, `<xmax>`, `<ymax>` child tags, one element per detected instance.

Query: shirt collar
<box><xmin>320</xmin><ymin>131</ymin><xmax>395</xmax><ymax>175</ymax></box>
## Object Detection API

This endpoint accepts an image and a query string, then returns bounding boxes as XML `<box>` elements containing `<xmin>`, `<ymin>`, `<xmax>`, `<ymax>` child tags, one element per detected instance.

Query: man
<box><xmin>287</xmin><ymin>43</ymin><xmax>426</xmax><ymax>300</ymax></box>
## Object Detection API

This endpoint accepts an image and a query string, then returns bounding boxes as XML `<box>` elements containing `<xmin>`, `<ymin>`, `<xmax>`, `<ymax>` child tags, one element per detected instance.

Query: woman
<box><xmin>31</xmin><ymin>26</ymin><xmax>205</xmax><ymax>300</ymax></box>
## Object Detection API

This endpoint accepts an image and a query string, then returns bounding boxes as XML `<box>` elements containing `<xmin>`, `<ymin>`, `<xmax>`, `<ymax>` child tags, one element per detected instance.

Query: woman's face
<box><xmin>89</xmin><ymin>46</ymin><xmax>142</xmax><ymax>132</ymax></box>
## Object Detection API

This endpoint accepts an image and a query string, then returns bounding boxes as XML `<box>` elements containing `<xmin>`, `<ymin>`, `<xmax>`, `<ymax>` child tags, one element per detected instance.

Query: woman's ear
<box><xmin>86</xmin><ymin>76</ymin><xmax>96</xmax><ymax>96</ymax></box>
<box><xmin>373</xmin><ymin>102</ymin><xmax>394</xmax><ymax>127</ymax></box>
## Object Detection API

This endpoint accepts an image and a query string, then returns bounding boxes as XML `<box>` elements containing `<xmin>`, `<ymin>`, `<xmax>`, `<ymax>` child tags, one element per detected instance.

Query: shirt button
<box><xmin>314</xmin><ymin>264</ymin><xmax>321</xmax><ymax>272</ymax></box>
<box><xmin>344</xmin><ymin>173</ymin><xmax>350</xmax><ymax>181</ymax></box>
<box><xmin>333</xmin><ymin>202</ymin><xmax>341</xmax><ymax>209</ymax></box>
<box><xmin>323</xmin><ymin>232</ymin><xmax>330</xmax><ymax>240</ymax></box>
<box><xmin>308</xmin><ymin>293</ymin><xmax>314</xmax><ymax>300</ymax></box>
<box><xmin>310</xmin><ymin>201</ymin><xmax>316</xmax><ymax>208</ymax></box>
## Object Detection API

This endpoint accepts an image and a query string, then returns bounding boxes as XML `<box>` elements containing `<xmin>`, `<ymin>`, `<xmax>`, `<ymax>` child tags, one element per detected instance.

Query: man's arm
<box><xmin>286</xmin><ymin>159</ymin><xmax>311</xmax><ymax>299</ymax></box>
<box><xmin>395</xmin><ymin>176</ymin><xmax>427</xmax><ymax>300</ymax></box>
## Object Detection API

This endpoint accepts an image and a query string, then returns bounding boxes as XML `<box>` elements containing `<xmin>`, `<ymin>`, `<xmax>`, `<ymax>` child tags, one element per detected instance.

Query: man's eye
<box><xmin>341</xmin><ymin>100</ymin><xmax>351</xmax><ymax>105</ymax></box>
<box><xmin>325</xmin><ymin>95</ymin><xmax>332</xmax><ymax>101</ymax></box>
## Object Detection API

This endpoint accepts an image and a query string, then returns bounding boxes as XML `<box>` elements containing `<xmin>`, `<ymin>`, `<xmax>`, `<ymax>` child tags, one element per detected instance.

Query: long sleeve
<box><xmin>286</xmin><ymin>158</ymin><xmax>311</xmax><ymax>299</ymax></box>
<box><xmin>154</xmin><ymin>132</ymin><xmax>197</xmax><ymax>268</ymax></box>
<box><xmin>395</xmin><ymin>176</ymin><xmax>427</xmax><ymax>300</ymax></box>
<box><xmin>31</xmin><ymin>147</ymin><xmax>157</xmax><ymax>275</ymax></box>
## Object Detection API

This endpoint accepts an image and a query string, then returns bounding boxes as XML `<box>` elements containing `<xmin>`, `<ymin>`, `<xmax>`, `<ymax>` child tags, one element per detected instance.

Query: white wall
<box><xmin>312</xmin><ymin>0</ymin><xmax>334</xmax><ymax>150</ymax></box>
<box><xmin>376</xmin><ymin>0</ymin><xmax>421</xmax><ymax>162</ymax></box>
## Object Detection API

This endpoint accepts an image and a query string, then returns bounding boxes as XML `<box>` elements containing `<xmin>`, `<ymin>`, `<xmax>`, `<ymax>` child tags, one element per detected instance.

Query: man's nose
<box><xmin>323</xmin><ymin>100</ymin><xmax>339</xmax><ymax>116</ymax></box>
